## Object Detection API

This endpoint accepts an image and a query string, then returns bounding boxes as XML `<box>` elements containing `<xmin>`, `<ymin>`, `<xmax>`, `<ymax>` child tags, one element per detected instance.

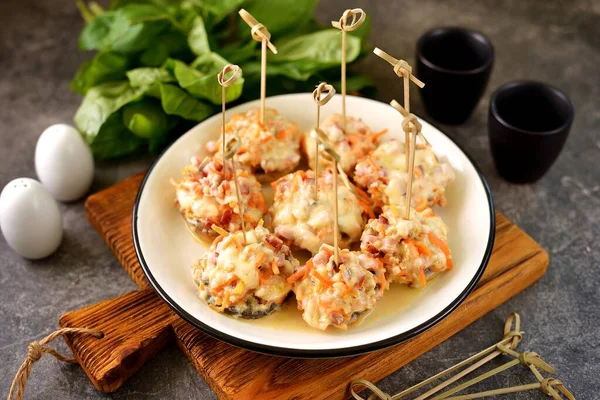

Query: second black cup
<box><xmin>488</xmin><ymin>81</ymin><xmax>574</xmax><ymax>183</ymax></box>
<box><xmin>417</xmin><ymin>27</ymin><xmax>494</xmax><ymax>124</ymax></box>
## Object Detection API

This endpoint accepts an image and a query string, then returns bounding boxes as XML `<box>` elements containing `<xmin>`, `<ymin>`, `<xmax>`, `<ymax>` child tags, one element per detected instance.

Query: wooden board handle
<box><xmin>59</xmin><ymin>288</ymin><xmax>177</xmax><ymax>392</ymax></box>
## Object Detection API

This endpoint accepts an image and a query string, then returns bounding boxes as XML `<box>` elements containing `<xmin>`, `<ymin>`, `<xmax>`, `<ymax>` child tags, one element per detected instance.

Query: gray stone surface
<box><xmin>0</xmin><ymin>0</ymin><xmax>598</xmax><ymax>399</ymax></box>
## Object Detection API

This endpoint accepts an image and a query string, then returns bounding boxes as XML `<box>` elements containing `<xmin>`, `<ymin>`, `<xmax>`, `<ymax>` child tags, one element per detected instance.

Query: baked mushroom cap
<box><xmin>270</xmin><ymin>169</ymin><xmax>369</xmax><ymax>254</ymax></box>
<box><xmin>289</xmin><ymin>244</ymin><xmax>387</xmax><ymax>330</ymax></box>
<box><xmin>361</xmin><ymin>205</ymin><xmax>453</xmax><ymax>287</ymax></box>
<box><xmin>206</xmin><ymin>108</ymin><xmax>301</xmax><ymax>180</ymax></box>
<box><xmin>174</xmin><ymin>155</ymin><xmax>267</xmax><ymax>239</ymax></box>
<box><xmin>302</xmin><ymin>113</ymin><xmax>384</xmax><ymax>175</ymax></box>
<box><xmin>192</xmin><ymin>226</ymin><xmax>300</xmax><ymax>318</ymax></box>
<box><xmin>354</xmin><ymin>139</ymin><xmax>455</xmax><ymax>212</ymax></box>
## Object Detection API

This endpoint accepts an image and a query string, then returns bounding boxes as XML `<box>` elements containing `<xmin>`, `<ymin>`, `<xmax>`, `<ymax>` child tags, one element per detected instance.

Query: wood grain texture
<box><xmin>60</xmin><ymin>173</ymin><xmax>548</xmax><ymax>398</ymax></box>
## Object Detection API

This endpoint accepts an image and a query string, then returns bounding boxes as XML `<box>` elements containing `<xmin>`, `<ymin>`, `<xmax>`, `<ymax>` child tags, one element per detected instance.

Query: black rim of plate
<box><xmin>132</xmin><ymin>95</ymin><xmax>496</xmax><ymax>359</ymax></box>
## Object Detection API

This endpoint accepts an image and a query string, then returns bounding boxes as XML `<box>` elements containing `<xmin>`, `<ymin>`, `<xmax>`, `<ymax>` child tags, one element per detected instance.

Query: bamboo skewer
<box><xmin>313</xmin><ymin>128</ymin><xmax>342</xmax><ymax>265</ymax></box>
<box><xmin>239</xmin><ymin>9</ymin><xmax>278</xmax><ymax>125</ymax></box>
<box><xmin>218</xmin><ymin>65</ymin><xmax>246</xmax><ymax>244</ymax></box>
<box><xmin>351</xmin><ymin>313</ymin><xmax>575</xmax><ymax>400</ymax></box>
<box><xmin>390</xmin><ymin>100</ymin><xmax>423</xmax><ymax>219</ymax></box>
<box><xmin>311</xmin><ymin>82</ymin><xmax>336</xmax><ymax>198</ymax></box>
<box><xmin>332</xmin><ymin>8</ymin><xmax>366</xmax><ymax>131</ymax></box>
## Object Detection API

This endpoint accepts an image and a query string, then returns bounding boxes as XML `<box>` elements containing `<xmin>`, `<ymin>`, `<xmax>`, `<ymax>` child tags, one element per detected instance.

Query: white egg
<box><xmin>35</xmin><ymin>123</ymin><xmax>94</xmax><ymax>202</ymax></box>
<box><xmin>0</xmin><ymin>178</ymin><xmax>63</xmax><ymax>259</ymax></box>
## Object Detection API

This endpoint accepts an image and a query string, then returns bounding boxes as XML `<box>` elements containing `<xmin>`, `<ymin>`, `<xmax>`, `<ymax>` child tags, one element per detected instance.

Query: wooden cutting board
<box><xmin>59</xmin><ymin>173</ymin><xmax>548</xmax><ymax>399</ymax></box>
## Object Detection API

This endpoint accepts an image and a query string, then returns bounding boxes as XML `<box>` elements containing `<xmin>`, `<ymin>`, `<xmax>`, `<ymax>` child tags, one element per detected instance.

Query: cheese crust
<box><xmin>192</xmin><ymin>226</ymin><xmax>300</xmax><ymax>318</ymax></box>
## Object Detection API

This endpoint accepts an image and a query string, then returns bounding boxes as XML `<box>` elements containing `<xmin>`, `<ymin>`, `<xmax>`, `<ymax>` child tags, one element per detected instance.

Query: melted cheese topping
<box><xmin>270</xmin><ymin>169</ymin><xmax>366</xmax><ymax>254</ymax></box>
<box><xmin>302</xmin><ymin>113</ymin><xmax>380</xmax><ymax>174</ymax></box>
<box><xmin>361</xmin><ymin>205</ymin><xmax>452</xmax><ymax>287</ymax></box>
<box><xmin>174</xmin><ymin>156</ymin><xmax>266</xmax><ymax>238</ymax></box>
<box><xmin>206</xmin><ymin>108</ymin><xmax>301</xmax><ymax>176</ymax></box>
<box><xmin>192</xmin><ymin>226</ymin><xmax>300</xmax><ymax>318</ymax></box>
<box><xmin>293</xmin><ymin>245</ymin><xmax>387</xmax><ymax>330</ymax></box>
<box><xmin>354</xmin><ymin>139</ymin><xmax>455</xmax><ymax>211</ymax></box>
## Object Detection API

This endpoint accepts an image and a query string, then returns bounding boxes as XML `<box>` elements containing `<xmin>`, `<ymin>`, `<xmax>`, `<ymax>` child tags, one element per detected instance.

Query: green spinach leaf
<box><xmin>74</xmin><ymin>81</ymin><xmax>146</xmax><ymax>142</ymax></box>
<box><xmin>159</xmin><ymin>83</ymin><xmax>215</xmax><ymax>120</ymax></box>
<box><xmin>238</xmin><ymin>0</ymin><xmax>318</xmax><ymax>37</ymax></box>
<box><xmin>272</xmin><ymin>29</ymin><xmax>361</xmax><ymax>67</ymax></box>
<box><xmin>127</xmin><ymin>67</ymin><xmax>174</xmax><ymax>87</ymax></box>
<box><xmin>187</xmin><ymin>15</ymin><xmax>210</xmax><ymax>56</ymax></box>
<box><xmin>122</xmin><ymin>98</ymin><xmax>171</xmax><ymax>139</ymax></box>
<box><xmin>89</xmin><ymin>112</ymin><xmax>145</xmax><ymax>160</ymax></box>
<box><xmin>70</xmin><ymin>51</ymin><xmax>130</xmax><ymax>94</ymax></box>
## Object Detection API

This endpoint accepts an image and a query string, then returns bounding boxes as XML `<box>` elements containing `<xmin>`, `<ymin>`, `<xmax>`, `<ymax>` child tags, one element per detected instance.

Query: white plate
<box><xmin>133</xmin><ymin>93</ymin><xmax>494</xmax><ymax>358</ymax></box>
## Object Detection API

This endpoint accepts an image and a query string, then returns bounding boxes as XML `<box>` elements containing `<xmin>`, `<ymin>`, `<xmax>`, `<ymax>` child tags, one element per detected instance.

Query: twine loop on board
<box><xmin>8</xmin><ymin>327</ymin><xmax>103</xmax><ymax>400</ymax></box>
<box><xmin>313</xmin><ymin>82</ymin><xmax>336</xmax><ymax>106</ymax></box>
<box><xmin>217</xmin><ymin>64</ymin><xmax>241</xmax><ymax>88</ymax></box>
<box><xmin>332</xmin><ymin>8</ymin><xmax>366</xmax><ymax>32</ymax></box>
<box><xmin>373</xmin><ymin>48</ymin><xmax>425</xmax><ymax>88</ymax></box>
<box><xmin>239</xmin><ymin>9</ymin><xmax>277</xmax><ymax>53</ymax></box>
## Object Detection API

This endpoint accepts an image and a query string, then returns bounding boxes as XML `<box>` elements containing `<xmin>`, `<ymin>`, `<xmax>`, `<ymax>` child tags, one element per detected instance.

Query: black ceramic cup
<box><xmin>489</xmin><ymin>81</ymin><xmax>574</xmax><ymax>183</ymax></box>
<box><xmin>417</xmin><ymin>27</ymin><xmax>494</xmax><ymax>124</ymax></box>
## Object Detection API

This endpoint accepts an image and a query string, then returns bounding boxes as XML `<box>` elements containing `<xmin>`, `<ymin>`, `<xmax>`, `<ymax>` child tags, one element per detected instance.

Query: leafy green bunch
<box><xmin>72</xmin><ymin>0</ymin><xmax>374</xmax><ymax>160</ymax></box>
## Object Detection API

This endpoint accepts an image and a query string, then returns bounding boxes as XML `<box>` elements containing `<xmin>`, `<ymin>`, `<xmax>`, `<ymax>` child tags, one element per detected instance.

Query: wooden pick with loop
<box><xmin>312</xmin><ymin>82</ymin><xmax>336</xmax><ymax>198</ymax></box>
<box><xmin>374</xmin><ymin>48</ymin><xmax>426</xmax><ymax>172</ymax></box>
<box><xmin>223</xmin><ymin>134</ymin><xmax>247</xmax><ymax>245</ymax></box>
<box><xmin>312</xmin><ymin>127</ymin><xmax>341</xmax><ymax>266</ymax></box>
<box><xmin>239</xmin><ymin>9</ymin><xmax>277</xmax><ymax>125</ymax></box>
<box><xmin>331</xmin><ymin>8</ymin><xmax>366</xmax><ymax>131</ymax></box>
<box><xmin>390</xmin><ymin>99</ymin><xmax>426</xmax><ymax>219</ymax></box>
<box><xmin>217</xmin><ymin>64</ymin><xmax>242</xmax><ymax>156</ymax></box>
<box><xmin>350</xmin><ymin>313</ymin><xmax>575</xmax><ymax>400</ymax></box>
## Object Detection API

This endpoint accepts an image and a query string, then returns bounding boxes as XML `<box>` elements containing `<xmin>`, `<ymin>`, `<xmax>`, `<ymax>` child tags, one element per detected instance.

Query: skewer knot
<box><xmin>331</xmin><ymin>8</ymin><xmax>366</xmax><ymax>31</ymax></box>
<box><xmin>401</xmin><ymin>113</ymin><xmax>422</xmax><ymax>135</ymax></box>
<box><xmin>217</xmin><ymin>64</ymin><xmax>241</xmax><ymax>88</ymax></box>
<box><xmin>373</xmin><ymin>48</ymin><xmax>425</xmax><ymax>88</ymax></box>
<box><xmin>239</xmin><ymin>9</ymin><xmax>277</xmax><ymax>53</ymax></box>
<box><xmin>313</xmin><ymin>82</ymin><xmax>336</xmax><ymax>106</ymax></box>
<box><xmin>223</xmin><ymin>134</ymin><xmax>242</xmax><ymax>160</ymax></box>
<box><xmin>393</xmin><ymin>59</ymin><xmax>412</xmax><ymax>79</ymax></box>
<box><xmin>518</xmin><ymin>351</ymin><xmax>539</xmax><ymax>367</ymax></box>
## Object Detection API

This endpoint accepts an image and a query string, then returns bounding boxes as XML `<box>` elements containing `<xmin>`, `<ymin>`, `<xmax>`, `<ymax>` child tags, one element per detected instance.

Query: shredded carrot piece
<box><xmin>255</xmin><ymin>253</ymin><xmax>267</xmax><ymax>268</ymax></box>
<box><xmin>312</xmin><ymin>270</ymin><xmax>333</xmax><ymax>287</ymax></box>
<box><xmin>418</xmin><ymin>266</ymin><xmax>427</xmax><ymax>287</ymax></box>
<box><xmin>211</xmin><ymin>225</ymin><xmax>229</xmax><ymax>237</ymax></box>
<box><xmin>406</xmin><ymin>241</ymin><xmax>419</xmax><ymax>258</ymax></box>
<box><xmin>358</xmin><ymin>198</ymin><xmax>375</xmax><ymax>219</ymax></box>
<box><xmin>214</xmin><ymin>276</ymin><xmax>237</xmax><ymax>292</ymax></box>
<box><xmin>271</xmin><ymin>259</ymin><xmax>280</xmax><ymax>275</ymax></box>
<box><xmin>415</xmin><ymin>197</ymin><xmax>428</xmax><ymax>212</ymax></box>
<box><xmin>406</xmin><ymin>239</ymin><xmax>431</xmax><ymax>257</ymax></box>
<box><xmin>275</xmin><ymin>130</ymin><xmax>289</xmax><ymax>140</ymax></box>
<box><xmin>369</xmin><ymin>129</ymin><xmax>388</xmax><ymax>143</ymax></box>
<box><xmin>287</xmin><ymin>266</ymin><xmax>309</xmax><ymax>284</ymax></box>
<box><xmin>428</xmin><ymin>232</ymin><xmax>453</xmax><ymax>270</ymax></box>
